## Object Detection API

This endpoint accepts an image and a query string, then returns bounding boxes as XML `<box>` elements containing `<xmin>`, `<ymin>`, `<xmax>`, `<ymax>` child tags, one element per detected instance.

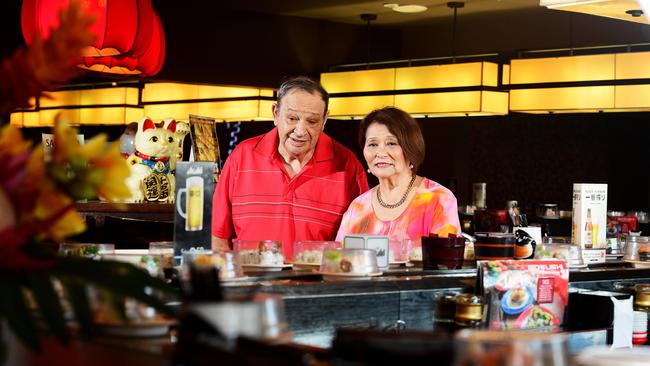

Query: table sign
<box><xmin>478</xmin><ymin>259</ymin><xmax>568</xmax><ymax>330</ymax></box>
<box><xmin>174</xmin><ymin>161</ymin><xmax>215</xmax><ymax>255</ymax></box>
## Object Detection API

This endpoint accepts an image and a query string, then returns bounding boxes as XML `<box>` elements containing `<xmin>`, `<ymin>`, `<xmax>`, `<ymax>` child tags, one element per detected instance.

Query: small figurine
<box><xmin>125</xmin><ymin>117</ymin><xmax>181</xmax><ymax>203</ymax></box>
<box><xmin>164</xmin><ymin>117</ymin><xmax>190</xmax><ymax>174</ymax></box>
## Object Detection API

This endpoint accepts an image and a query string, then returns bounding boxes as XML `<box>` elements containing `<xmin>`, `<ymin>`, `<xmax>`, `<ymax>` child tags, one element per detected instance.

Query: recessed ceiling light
<box><xmin>383</xmin><ymin>3</ymin><xmax>428</xmax><ymax>14</ymax></box>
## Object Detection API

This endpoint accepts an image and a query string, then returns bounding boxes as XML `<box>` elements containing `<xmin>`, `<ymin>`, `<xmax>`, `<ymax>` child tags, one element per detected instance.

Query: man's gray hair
<box><xmin>276</xmin><ymin>76</ymin><xmax>329</xmax><ymax>116</ymax></box>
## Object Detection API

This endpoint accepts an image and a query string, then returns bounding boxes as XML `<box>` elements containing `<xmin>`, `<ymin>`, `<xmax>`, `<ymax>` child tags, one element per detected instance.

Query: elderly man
<box><xmin>211</xmin><ymin>76</ymin><xmax>369</xmax><ymax>258</ymax></box>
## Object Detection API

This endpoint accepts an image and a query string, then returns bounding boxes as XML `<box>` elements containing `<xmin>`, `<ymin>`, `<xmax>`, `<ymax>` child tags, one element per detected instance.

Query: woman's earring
<box><xmin>367</xmin><ymin>168</ymin><xmax>371</xmax><ymax>173</ymax></box>
<box><xmin>409</xmin><ymin>163</ymin><xmax>414</xmax><ymax>169</ymax></box>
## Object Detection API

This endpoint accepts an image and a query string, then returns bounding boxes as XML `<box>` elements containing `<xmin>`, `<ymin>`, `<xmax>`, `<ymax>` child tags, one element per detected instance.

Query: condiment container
<box><xmin>474</xmin><ymin>232</ymin><xmax>515</xmax><ymax>260</ymax></box>
<box><xmin>422</xmin><ymin>234</ymin><xmax>465</xmax><ymax>270</ymax></box>
<box><xmin>623</xmin><ymin>236</ymin><xmax>650</xmax><ymax>261</ymax></box>
<box><xmin>537</xmin><ymin>203</ymin><xmax>559</xmax><ymax>218</ymax></box>
<box><xmin>454</xmin><ymin>294</ymin><xmax>483</xmax><ymax>327</ymax></box>
<box><xmin>292</xmin><ymin>241</ymin><xmax>340</xmax><ymax>266</ymax></box>
<box><xmin>634</xmin><ymin>284</ymin><xmax>650</xmax><ymax>311</ymax></box>
<box><xmin>319</xmin><ymin>248</ymin><xmax>380</xmax><ymax>275</ymax></box>
<box><xmin>233</xmin><ymin>239</ymin><xmax>284</xmax><ymax>265</ymax></box>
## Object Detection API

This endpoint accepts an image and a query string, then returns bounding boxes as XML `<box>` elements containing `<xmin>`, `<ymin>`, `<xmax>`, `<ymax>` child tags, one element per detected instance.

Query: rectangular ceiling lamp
<box><xmin>80</xmin><ymin>87</ymin><xmax>139</xmax><ymax>106</ymax></box>
<box><xmin>614</xmin><ymin>51</ymin><xmax>650</xmax><ymax>110</ymax></box>
<box><xmin>328</xmin><ymin>95</ymin><xmax>396</xmax><ymax>119</ymax></box>
<box><xmin>10</xmin><ymin>111</ymin><xmax>40</xmax><ymax>127</ymax></box>
<box><xmin>510</xmin><ymin>54</ymin><xmax>615</xmax><ymax>84</ymax></box>
<box><xmin>395</xmin><ymin>62</ymin><xmax>499</xmax><ymax>89</ymax></box>
<box><xmin>394</xmin><ymin>62</ymin><xmax>508</xmax><ymax>116</ymax></box>
<box><xmin>321</xmin><ymin>69</ymin><xmax>396</xmax><ymax>118</ymax></box>
<box><xmin>510</xmin><ymin>86</ymin><xmax>615</xmax><ymax>113</ymax></box>
<box><xmin>510</xmin><ymin>52</ymin><xmax>650</xmax><ymax>112</ymax></box>
<box><xmin>539</xmin><ymin>0</ymin><xmax>648</xmax><ymax>25</ymax></box>
<box><xmin>321</xmin><ymin>69</ymin><xmax>396</xmax><ymax>93</ymax></box>
<box><xmin>396</xmin><ymin>91</ymin><xmax>508</xmax><ymax>116</ymax></box>
<box><xmin>321</xmin><ymin>63</ymin><xmax>507</xmax><ymax>118</ymax></box>
<box><xmin>79</xmin><ymin>107</ymin><xmax>144</xmax><ymax>125</ymax></box>
<box><xmin>11</xmin><ymin>87</ymin><xmax>142</xmax><ymax>126</ymax></box>
<box><xmin>144</xmin><ymin>103</ymin><xmax>199</xmax><ymax>121</ymax></box>
<box><xmin>509</xmin><ymin>54</ymin><xmax>616</xmax><ymax>112</ymax></box>
<box><xmin>40</xmin><ymin>90</ymin><xmax>81</xmax><ymax>108</ymax></box>
<box><xmin>142</xmin><ymin>82</ymin><xmax>275</xmax><ymax>121</ymax></box>
<box><xmin>9</xmin><ymin>97</ymin><xmax>37</xmax><ymax>126</ymax></box>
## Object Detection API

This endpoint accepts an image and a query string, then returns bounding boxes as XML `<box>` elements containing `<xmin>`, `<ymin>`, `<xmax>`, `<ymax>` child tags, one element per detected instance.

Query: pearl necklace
<box><xmin>377</xmin><ymin>174</ymin><xmax>417</xmax><ymax>209</ymax></box>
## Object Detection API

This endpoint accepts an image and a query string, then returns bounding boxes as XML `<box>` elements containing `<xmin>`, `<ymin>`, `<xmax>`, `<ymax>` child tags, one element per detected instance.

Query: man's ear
<box><xmin>272</xmin><ymin>103</ymin><xmax>279</xmax><ymax>126</ymax></box>
<box><xmin>322</xmin><ymin>110</ymin><xmax>329</xmax><ymax>130</ymax></box>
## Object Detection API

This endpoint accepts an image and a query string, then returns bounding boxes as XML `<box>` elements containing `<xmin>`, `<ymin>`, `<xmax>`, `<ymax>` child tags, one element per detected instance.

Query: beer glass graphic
<box><xmin>176</xmin><ymin>176</ymin><xmax>204</xmax><ymax>231</ymax></box>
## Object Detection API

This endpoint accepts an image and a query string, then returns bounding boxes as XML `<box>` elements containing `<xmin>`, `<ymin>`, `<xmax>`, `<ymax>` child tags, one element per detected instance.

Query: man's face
<box><xmin>273</xmin><ymin>89</ymin><xmax>327</xmax><ymax>161</ymax></box>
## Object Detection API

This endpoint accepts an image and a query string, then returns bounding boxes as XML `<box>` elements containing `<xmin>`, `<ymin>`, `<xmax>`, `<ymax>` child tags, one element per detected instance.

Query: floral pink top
<box><xmin>335</xmin><ymin>178</ymin><xmax>461</xmax><ymax>242</ymax></box>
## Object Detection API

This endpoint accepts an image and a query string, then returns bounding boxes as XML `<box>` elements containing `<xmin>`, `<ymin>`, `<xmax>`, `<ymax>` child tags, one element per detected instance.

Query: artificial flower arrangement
<box><xmin>0</xmin><ymin>1</ymin><xmax>178</xmax><ymax>361</ymax></box>
<box><xmin>0</xmin><ymin>121</ymin><xmax>178</xmax><ymax>357</ymax></box>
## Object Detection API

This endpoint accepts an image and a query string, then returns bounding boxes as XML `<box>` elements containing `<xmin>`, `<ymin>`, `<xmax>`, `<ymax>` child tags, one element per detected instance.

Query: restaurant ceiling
<box><xmin>215</xmin><ymin>0</ymin><xmax>649</xmax><ymax>26</ymax></box>
<box><xmin>216</xmin><ymin>0</ymin><xmax>540</xmax><ymax>26</ymax></box>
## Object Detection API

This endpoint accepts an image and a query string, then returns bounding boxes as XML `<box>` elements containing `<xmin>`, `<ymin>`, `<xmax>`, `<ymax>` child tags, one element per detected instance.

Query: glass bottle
<box><xmin>585</xmin><ymin>209</ymin><xmax>593</xmax><ymax>249</ymax></box>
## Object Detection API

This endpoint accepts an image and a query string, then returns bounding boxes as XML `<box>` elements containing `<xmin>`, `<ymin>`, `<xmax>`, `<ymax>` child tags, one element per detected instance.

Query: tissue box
<box><xmin>343</xmin><ymin>235</ymin><xmax>390</xmax><ymax>270</ymax></box>
<box><xmin>566</xmin><ymin>291</ymin><xmax>631</xmax><ymax>330</ymax></box>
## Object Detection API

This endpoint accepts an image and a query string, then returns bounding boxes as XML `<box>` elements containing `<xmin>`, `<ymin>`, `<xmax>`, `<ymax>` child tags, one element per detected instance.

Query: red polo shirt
<box><xmin>212</xmin><ymin>128</ymin><xmax>369</xmax><ymax>258</ymax></box>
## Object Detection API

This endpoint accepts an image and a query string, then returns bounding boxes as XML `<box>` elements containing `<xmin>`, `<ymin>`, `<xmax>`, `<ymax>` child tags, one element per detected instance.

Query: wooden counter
<box><xmin>75</xmin><ymin>201</ymin><xmax>174</xmax><ymax>221</ymax></box>
<box><xmin>73</xmin><ymin>201</ymin><xmax>174</xmax><ymax>248</ymax></box>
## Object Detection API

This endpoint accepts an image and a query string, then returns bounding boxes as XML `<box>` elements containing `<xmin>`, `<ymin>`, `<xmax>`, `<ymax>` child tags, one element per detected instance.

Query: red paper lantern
<box><xmin>79</xmin><ymin>12</ymin><xmax>165</xmax><ymax>77</ymax></box>
<box><xmin>21</xmin><ymin>0</ymin><xmax>154</xmax><ymax>57</ymax></box>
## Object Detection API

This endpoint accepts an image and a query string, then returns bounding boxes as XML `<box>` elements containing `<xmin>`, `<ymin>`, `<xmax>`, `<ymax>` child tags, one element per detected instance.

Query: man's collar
<box><xmin>255</xmin><ymin>127</ymin><xmax>335</xmax><ymax>162</ymax></box>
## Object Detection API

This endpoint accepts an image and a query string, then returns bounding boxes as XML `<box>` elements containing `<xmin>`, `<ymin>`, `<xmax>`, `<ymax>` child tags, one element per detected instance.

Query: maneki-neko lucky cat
<box><xmin>125</xmin><ymin>117</ymin><xmax>179</xmax><ymax>203</ymax></box>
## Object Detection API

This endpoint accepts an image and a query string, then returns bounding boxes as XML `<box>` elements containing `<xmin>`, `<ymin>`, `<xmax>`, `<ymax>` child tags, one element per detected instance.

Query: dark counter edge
<box><xmin>223</xmin><ymin>266</ymin><xmax>650</xmax><ymax>297</ymax></box>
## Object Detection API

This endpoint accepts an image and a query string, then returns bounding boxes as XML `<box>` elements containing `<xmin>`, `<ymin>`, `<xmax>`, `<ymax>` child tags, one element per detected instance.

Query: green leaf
<box><xmin>59</xmin><ymin>279</ymin><xmax>93</xmax><ymax>339</ymax></box>
<box><xmin>54</xmin><ymin>258</ymin><xmax>179</xmax><ymax>318</ymax></box>
<box><xmin>0</xmin><ymin>277</ymin><xmax>39</xmax><ymax>351</ymax></box>
<box><xmin>26</xmin><ymin>274</ymin><xmax>67</xmax><ymax>345</ymax></box>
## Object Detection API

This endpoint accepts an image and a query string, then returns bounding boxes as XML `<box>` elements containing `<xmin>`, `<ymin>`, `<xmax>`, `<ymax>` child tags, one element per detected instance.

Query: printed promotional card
<box><xmin>572</xmin><ymin>183</ymin><xmax>608</xmax><ymax>249</ymax></box>
<box><xmin>42</xmin><ymin>133</ymin><xmax>84</xmax><ymax>161</ymax></box>
<box><xmin>188</xmin><ymin>114</ymin><xmax>221</xmax><ymax>181</ymax></box>
<box><xmin>174</xmin><ymin>161</ymin><xmax>215</xmax><ymax>256</ymax></box>
<box><xmin>478</xmin><ymin>259</ymin><xmax>569</xmax><ymax>330</ymax></box>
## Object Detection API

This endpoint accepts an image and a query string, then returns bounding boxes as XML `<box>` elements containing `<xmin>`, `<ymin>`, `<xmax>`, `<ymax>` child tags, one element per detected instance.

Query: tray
<box><xmin>315</xmin><ymin>271</ymin><xmax>382</xmax><ymax>281</ymax></box>
<box><xmin>242</xmin><ymin>263</ymin><xmax>292</xmax><ymax>272</ymax></box>
<box><xmin>287</xmin><ymin>261</ymin><xmax>320</xmax><ymax>270</ymax></box>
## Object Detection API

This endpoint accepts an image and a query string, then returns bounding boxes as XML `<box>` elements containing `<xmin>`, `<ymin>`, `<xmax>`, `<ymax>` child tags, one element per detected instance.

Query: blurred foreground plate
<box><xmin>575</xmin><ymin>345</ymin><xmax>650</xmax><ymax>366</ymax></box>
<box><xmin>96</xmin><ymin>318</ymin><xmax>175</xmax><ymax>338</ymax></box>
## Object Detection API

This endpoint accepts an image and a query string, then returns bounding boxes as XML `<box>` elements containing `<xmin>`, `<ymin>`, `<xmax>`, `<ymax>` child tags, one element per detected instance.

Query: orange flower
<box><xmin>49</xmin><ymin>120</ymin><xmax>130</xmax><ymax>203</ymax></box>
<box><xmin>32</xmin><ymin>190</ymin><xmax>85</xmax><ymax>241</ymax></box>
<box><xmin>92</xmin><ymin>141</ymin><xmax>132</xmax><ymax>202</ymax></box>
<box><xmin>0</xmin><ymin>125</ymin><xmax>31</xmax><ymax>158</ymax></box>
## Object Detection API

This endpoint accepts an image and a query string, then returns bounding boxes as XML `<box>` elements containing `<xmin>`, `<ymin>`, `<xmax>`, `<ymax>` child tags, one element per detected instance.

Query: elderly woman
<box><xmin>335</xmin><ymin>107</ymin><xmax>461</xmax><ymax>242</ymax></box>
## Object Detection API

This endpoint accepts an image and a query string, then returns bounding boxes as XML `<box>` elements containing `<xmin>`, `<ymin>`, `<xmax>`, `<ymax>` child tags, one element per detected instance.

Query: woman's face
<box><xmin>363</xmin><ymin>122</ymin><xmax>409</xmax><ymax>179</ymax></box>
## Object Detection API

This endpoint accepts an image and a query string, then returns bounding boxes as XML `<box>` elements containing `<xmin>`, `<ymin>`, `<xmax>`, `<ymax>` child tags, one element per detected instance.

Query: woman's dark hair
<box><xmin>359</xmin><ymin>107</ymin><xmax>425</xmax><ymax>173</ymax></box>
<box><xmin>277</xmin><ymin>76</ymin><xmax>329</xmax><ymax>116</ymax></box>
